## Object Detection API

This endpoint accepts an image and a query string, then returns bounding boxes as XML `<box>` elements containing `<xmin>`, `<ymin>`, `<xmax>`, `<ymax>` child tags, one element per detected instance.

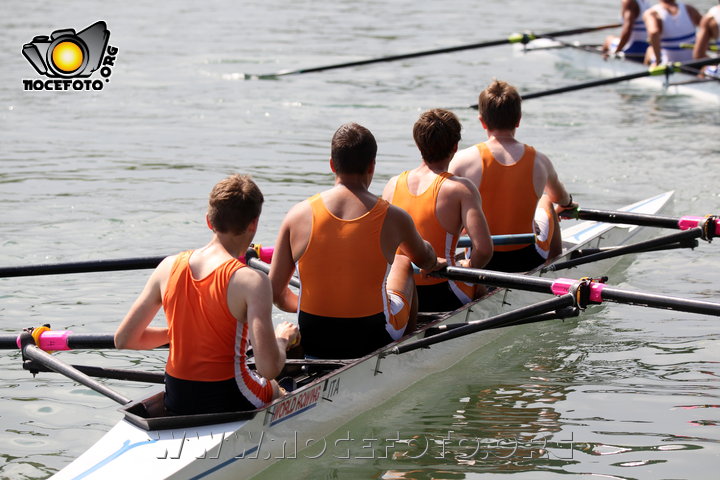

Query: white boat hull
<box><xmin>52</xmin><ymin>192</ymin><xmax>675</xmax><ymax>480</ymax></box>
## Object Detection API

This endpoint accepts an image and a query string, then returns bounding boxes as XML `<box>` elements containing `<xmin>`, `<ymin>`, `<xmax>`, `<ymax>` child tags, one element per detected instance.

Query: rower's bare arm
<box><xmin>537</xmin><ymin>152</ymin><xmax>574</xmax><ymax>211</ymax></box>
<box><xmin>388</xmin><ymin>206</ymin><xmax>437</xmax><ymax>270</ymax></box>
<box><xmin>449</xmin><ymin>146</ymin><xmax>483</xmax><ymax>188</ymax></box>
<box><xmin>687</xmin><ymin>5</ymin><xmax>703</xmax><ymax>27</ymax></box>
<box><xmin>242</xmin><ymin>268</ymin><xmax>288</xmax><ymax>379</ymax></box>
<box><xmin>381</xmin><ymin>175</ymin><xmax>399</xmax><ymax>203</ymax></box>
<box><xmin>114</xmin><ymin>257</ymin><xmax>172</xmax><ymax>350</ymax></box>
<box><xmin>693</xmin><ymin>15</ymin><xmax>716</xmax><ymax>59</ymax></box>
<box><xmin>643</xmin><ymin>10</ymin><xmax>663</xmax><ymax>63</ymax></box>
<box><xmin>269</xmin><ymin>202</ymin><xmax>309</xmax><ymax>312</ymax></box>
<box><xmin>616</xmin><ymin>0</ymin><xmax>640</xmax><ymax>52</ymax></box>
<box><xmin>460</xmin><ymin>180</ymin><xmax>493</xmax><ymax>268</ymax></box>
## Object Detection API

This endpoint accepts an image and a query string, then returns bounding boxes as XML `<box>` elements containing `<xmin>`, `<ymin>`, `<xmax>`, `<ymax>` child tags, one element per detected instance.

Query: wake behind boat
<box><xmin>28</xmin><ymin>190</ymin><xmax>703</xmax><ymax>480</ymax></box>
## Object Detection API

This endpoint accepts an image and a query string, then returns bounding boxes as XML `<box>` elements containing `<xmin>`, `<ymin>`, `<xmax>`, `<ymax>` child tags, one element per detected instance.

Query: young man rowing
<box><xmin>382</xmin><ymin>109</ymin><xmax>493</xmax><ymax>312</ymax></box>
<box><xmin>115</xmin><ymin>174</ymin><xmax>298</xmax><ymax>414</ymax></box>
<box><xmin>269</xmin><ymin>123</ymin><xmax>440</xmax><ymax>359</ymax></box>
<box><xmin>449</xmin><ymin>80</ymin><xmax>576</xmax><ymax>273</ymax></box>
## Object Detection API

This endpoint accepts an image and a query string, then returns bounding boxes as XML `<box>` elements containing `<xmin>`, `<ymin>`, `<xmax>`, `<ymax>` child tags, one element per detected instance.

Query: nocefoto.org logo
<box><xmin>22</xmin><ymin>21</ymin><xmax>118</xmax><ymax>91</ymax></box>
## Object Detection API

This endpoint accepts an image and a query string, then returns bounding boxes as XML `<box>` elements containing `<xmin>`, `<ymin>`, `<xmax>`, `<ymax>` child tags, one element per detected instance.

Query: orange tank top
<box><xmin>163</xmin><ymin>250</ymin><xmax>246</xmax><ymax>381</ymax></box>
<box><xmin>478</xmin><ymin>142</ymin><xmax>539</xmax><ymax>252</ymax></box>
<box><xmin>298</xmin><ymin>193</ymin><xmax>390</xmax><ymax>317</ymax></box>
<box><xmin>391</xmin><ymin>171</ymin><xmax>457</xmax><ymax>286</ymax></box>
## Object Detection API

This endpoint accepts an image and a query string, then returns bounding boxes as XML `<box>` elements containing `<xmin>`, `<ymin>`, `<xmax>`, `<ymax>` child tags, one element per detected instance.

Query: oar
<box><xmin>559</xmin><ymin>208</ymin><xmax>719</xmax><ymax>241</ymax></box>
<box><xmin>389</xmin><ymin>294</ymin><xmax>578</xmax><ymax>355</ymax></box>
<box><xmin>679</xmin><ymin>43</ymin><xmax>719</xmax><ymax>52</ymax></box>
<box><xmin>0</xmin><ymin>245</ymin><xmax>282</xmax><ymax>278</ymax></box>
<box><xmin>542</xmin><ymin>228</ymin><xmax>701</xmax><ymax>272</ymax></box>
<box><xmin>17</xmin><ymin>332</ymin><xmax>131</xmax><ymax>405</ymax></box>
<box><xmin>245</xmin><ymin>23</ymin><xmax>621</xmax><ymax>79</ymax></box>
<box><xmin>434</xmin><ymin>267</ymin><xmax>720</xmax><ymax>316</ymax></box>
<box><xmin>467</xmin><ymin>57</ymin><xmax>720</xmax><ymax>106</ymax></box>
<box><xmin>0</xmin><ymin>235</ymin><xmax>531</xmax><ymax>278</ymax></box>
<box><xmin>22</xmin><ymin>361</ymin><xmax>165</xmax><ymax>384</ymax></box>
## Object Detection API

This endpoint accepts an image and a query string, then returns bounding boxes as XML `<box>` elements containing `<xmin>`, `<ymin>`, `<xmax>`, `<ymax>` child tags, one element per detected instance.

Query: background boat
<box><xmin>518</xmin><ymin>37</ymin><xmax>720</xmax><ymax>102</ymax></box>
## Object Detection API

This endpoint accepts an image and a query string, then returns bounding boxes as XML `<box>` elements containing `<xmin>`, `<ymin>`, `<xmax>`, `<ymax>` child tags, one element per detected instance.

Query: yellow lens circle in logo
<box><xmin>51</xmin><ymin>41</ymin><xmax>83</xmax><ymax>73</ymax></box>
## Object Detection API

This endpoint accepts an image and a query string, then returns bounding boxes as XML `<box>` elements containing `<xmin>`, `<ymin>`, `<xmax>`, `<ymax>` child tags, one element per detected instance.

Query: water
<box><xmin>1</xmin><ymin>0</ymin><xmax>719</xmax><ymax>478</ymax></box>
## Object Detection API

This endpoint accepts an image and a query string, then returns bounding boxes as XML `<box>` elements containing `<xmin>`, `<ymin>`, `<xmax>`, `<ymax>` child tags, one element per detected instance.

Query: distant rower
<box><xmin>644</xmin><ymin>0</ymin><xmax>702</xmax><ymax>64</ymax></box>
<box><xmin>603</xmin><ymin>0</ymin><xmax>652</xmax><ymax>60</ymax></box>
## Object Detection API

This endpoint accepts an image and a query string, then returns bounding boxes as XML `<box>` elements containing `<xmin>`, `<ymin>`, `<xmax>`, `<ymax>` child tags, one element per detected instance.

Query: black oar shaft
<box><xmin>438</xmin><ymin>267</ymin><xmax>720</xmax><ymax>316</ymax></box>
<box><xmin>261</xmin><ymin>23</ymin><xmax>621</xmax><ymax>77</ymax></box>
<box><xmin>600</xmin><ymin>287</ymin><xmax>720</xmax><ymax>316</ymax></box>
<box><xmin>0</xmin><ymin>257</ymin><xmax>163</xmax><ymax>278</ymax></box>
<box><xmin>22</xmin><ymin>343</ymin><xmax>131</xmax><ymax>405</ymax></box>
<box><xmin>23</xmin><ymin>361</ymin><xmax>165</xmax><ymax>384</ymax></box>
<box><xmin>543</xmin><ymin>228</ymin><xmax>701</xmax><ymax>272</ymax></box>
<box><xmin>0</xmin><ymin>333</ymin><xmax>118</xmax><ymax>350</ymax></box>
<box><xmin>563</xmin><ymin>208</ymin><xmax>681</xmax><ymax>229</ymax></box>
<box><xmin>392</xmin><ymin>294</ymin><xmax>575</xmax><ymax>355</ymax></box>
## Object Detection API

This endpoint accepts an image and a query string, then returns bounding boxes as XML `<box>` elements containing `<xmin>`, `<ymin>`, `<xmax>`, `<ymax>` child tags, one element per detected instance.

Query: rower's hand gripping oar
<box><xmin>245</xmin><ymin>23</ymin><xmax>621</xmax><ymax>79</ymax></box>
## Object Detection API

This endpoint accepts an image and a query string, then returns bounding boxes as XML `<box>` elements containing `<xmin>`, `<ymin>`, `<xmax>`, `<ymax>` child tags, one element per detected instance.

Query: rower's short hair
<box><xmin>330</xmin><ymin>123</ymin><xmax>377</xmax><ymax>174</ymax></box>
<box><xmin>207</xmin><ymin>174</ymin><xmax>263</xmax><ymax>234</ymax></box>
<box><xmin>479</xmin><ymin>80</ymin><xmax>522</xmax><ymax>130</ymax></box>
<box><xmin>413</xmin><ymin>109</ymin><xmax>462</xmax><ymax>164</ymax></box>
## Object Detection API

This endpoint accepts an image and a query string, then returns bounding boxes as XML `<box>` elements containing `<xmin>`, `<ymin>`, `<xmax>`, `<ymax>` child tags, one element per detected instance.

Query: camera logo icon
<box><xmin>22</xmin><ymin>21</ymin><xmax>109</xmax><ymax>78</ymax></box>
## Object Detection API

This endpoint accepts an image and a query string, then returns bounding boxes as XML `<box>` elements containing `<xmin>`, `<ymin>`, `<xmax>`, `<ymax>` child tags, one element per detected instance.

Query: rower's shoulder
<box><xmin>282</xmin><ymin>197</ymin><xmax>313</xmax><ymax>224</ymax></box>
<box><xmin>449</xmin><ymin>144</ymin><xmax>481</xmax><ymax>173</ymax></box>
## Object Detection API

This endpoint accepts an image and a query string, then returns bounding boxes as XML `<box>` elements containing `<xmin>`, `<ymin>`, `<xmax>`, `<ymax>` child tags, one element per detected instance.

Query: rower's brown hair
<box><xmin>479</xmin><ymin>80</ymin><xmax>522</xmax><ymax>130</ymax></box>
<box><xmin>413</xmin><ymin>109</ymin><xmax>462</xmax><ymax>164</ymax></box>
<box><xmin>207</xmin><ymin>174</ymin><xmax>263</xmax><ymax>234</ymax></box>
<box><xmin>331</xmin><ymin>123</ymin><xmax>377</xmax><ymax>175</ymax></box>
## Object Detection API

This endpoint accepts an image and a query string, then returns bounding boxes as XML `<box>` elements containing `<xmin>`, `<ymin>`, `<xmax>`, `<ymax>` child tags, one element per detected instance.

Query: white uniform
<box><xmin>649</xmin><ymin>2</ymin><xmax>697</xmax><ymax>63</ymax></box>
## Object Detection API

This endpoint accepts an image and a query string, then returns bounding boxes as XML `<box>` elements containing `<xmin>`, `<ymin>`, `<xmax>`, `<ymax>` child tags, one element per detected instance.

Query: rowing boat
<box><xmin>34</xmin><ymin>191</ymin><xmax>676</xmax><ymax>479</ymax></box>
<box><xmin>518</xmin><ymin>38</ymin><xmax>720</xmax><ymax>102</ymax></box>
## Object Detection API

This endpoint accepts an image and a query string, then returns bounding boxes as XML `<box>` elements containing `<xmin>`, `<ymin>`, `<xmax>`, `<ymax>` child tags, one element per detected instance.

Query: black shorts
<box><xmin>299</xmin><ymin>310</ymin><xmax>393</xmax><ymax>359</ymax></box>
<box><xmin>484</xmin><ymin>244</ymin><xmax>544</xmax><ymax>273</ymax></box>
<box><xmin>416</xmin><ymin>281</ymin><xmax>465</xmax><ymax>313</ymax></box>
<box><xmin>164</xmin><ymin>373</ymin><xmax>257</xmax><ymax>415</ymax></box>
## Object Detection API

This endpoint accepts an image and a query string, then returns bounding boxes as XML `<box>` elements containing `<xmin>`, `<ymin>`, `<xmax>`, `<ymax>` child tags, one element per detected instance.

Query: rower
<box><xmin>449</xmin><ymin>80</ymin><xmax>576</xmax><ymax>273</ymax></box>
<box><xmin>382</xmin><ymin>109</ymin><xmax>493</xmax><ymax>312</ymax></box>
<box><xmin>269</xmin><ymin>123</ymin><xmax>440</xmax><ymax>359</ymax></box>
<box><xmin>643</xmin><ymin>0</ymin><xmax>702</xmax><ymax>65</ymax></box>
<box><xmin>602</xmin><ymin>0</ymin><xmax>652</xmax><ymax>61</ymax></box>
<box><xmin>692</xmin><ymin>1</ymin><xmax>720</xmax><ymax>76</ymax></box>
<box><xmin>114</xmin><ymin>174</ymin><xmax>299</xmax><ymax>414</ymax></box>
